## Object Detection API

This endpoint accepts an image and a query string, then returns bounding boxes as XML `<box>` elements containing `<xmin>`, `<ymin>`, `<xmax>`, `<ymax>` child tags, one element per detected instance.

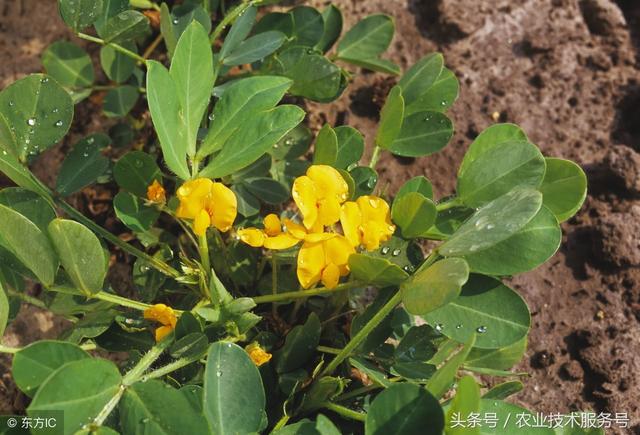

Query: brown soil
<box><xmin>1</xmin><ymin>0</ymin><xmax>640</xmax><ymax>432</ymax></box>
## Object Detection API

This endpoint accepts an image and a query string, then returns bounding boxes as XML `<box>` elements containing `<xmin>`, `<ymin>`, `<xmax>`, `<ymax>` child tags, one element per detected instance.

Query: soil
<box><xmin>1</xmin><ymin>0</ymin><xmax>640</xmax><ymax>433</ymax></box>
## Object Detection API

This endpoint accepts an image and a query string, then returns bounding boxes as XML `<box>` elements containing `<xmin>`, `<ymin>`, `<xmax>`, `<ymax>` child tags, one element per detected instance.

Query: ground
<box><xmin>0</xmin><ymin>0</ymin><xmax>639</xmax><ymax>432</ymax></box>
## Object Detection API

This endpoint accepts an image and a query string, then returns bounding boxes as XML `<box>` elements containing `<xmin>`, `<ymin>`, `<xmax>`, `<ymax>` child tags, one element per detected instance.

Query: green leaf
<box><xmin>291</xmin><ymin>6</ymin><xmax>325</xmax><ymax>47</ymax></box>
<box><xmin>243</xmin><ymin>177</ymin><xmax>289</xmax><ymax>205</ymax></box>
<box><xmin>28</xmin><ymin>358</ymin><xmax>121</xmax><ymax>434</ymax></box>
<box><xmin>482</xmin><ymin>380</ymin><xmax>524</xmax><ymax>400</ymax></box>
<box><xmin>199</xmin><ymin>76</ymin><xmax>292</xmax><ymax>157</ymax></box>
<box><xmin>0</xmin><ymin>112</ymin><xmax>18</xmax><ymax>157</ymax></box>
<box><xmin>376</xmin><ymin>86</ymin><xmax>404</xmax><ymax>149</ymax></box>
<box><xmin>446</xmin><ymin>375</ymin><xmax>481</xmax><ymax>435</ymax></box>
<box><xmin>12</xmin><ymin>340</ymin><xmax>90</xmax><ymax>397</ymax></box>
<box><xmin>200</xmin><ymin>105</ymin><xmax>304</xmax><ymax>178</ymax></box>
<box><xmin>220</xmin><ymin>5</ymin><xmax>256</xmax><ymax>58</ymax></box>
<box><xmin>114</xmin><ymin>191</ymin><xmax>160</xmax><ymax>233</ymax></box>
<box><xmin>0</xmin><ymin>282</ymin><xmax>8</xmax><ymax>339</ymax></box>
<box><xmin>316</xmin><ymin>5</ymin><xmax>343</xmax><ymax>53</ymax></box>
<box><xmin>389</xmin><ymin>111</ymin><xmax>453</xmax><ymax>157</ymax></box>
<box><xmin>344</xmin><ymin>57</ymin><xmax>400</xmax><ymax>75</ymax></box>
<box><xmin>426</xmin><ymin>335</ymin><xmax>475</xmax><ymax>398</ymax></box>
<box><xmin>465</xmin><ymin>336</ymin><xmax>527</xmax><ymax>370</ymax></box>
<box><xmin>366</xmin><ymin>383</ymin><xmax>444</xmax><ymax>435</ymax></box>
<box><xmin>269</xmin><ymin>124</ymin><xmax>312</xmax><ymax>160</ymax></box>
<box><xmin>349</xmin><ymin>253</ymin><xmax>409</xmax><ymax>286</ymax></box>
<box><xmin>0</xmin><ymin>74</ymin><xmax>73</xmax><ymax>159</ymax></box>
<box><xmin>0</xmin><ymin>204</ymin><xmax>57</xmax><ymax>286</ymax></box>
<box><xmin>100</xmin><ymin>42</ymin><xmax>136</xmax><ymax>83</ymax></box>
<box><xmin>351</xmin><ymin>288</ymin><xmax>396</xmax><ymax>352</ymax></box>
<box><xmin>406</xmin><ymin>67</ymin><xmax>459</xmax><ymax>114</ymax></box>
<box><xmin>56</xmin><ymin>133</ymin><xmax>110</xmax><ymax>196</ymax></box>
<box><xmin>349</xmin><ymin>166</ymin><xmax>378</xmax><ymax>197</ymax></box>
<box><xmin>0</xmin><ymin>148</ymin><xmax>50</xmax><ymax>198</ymax></box>
<box><xmin>170</xmin><ymin>21</ymin><xmax>214</xmax><ymax>157</ymax></box>
<box><xmin>169</xmin><ymin>332</ymin><xmax>209</xmax><ymax>360</ymax></box>
<box><xmin>94</xmin><ymin>0</ymin><xmax>128</xmax><ymax>38</ymax></box>
<box><xmin>458</xmin><ymin>123</ymin><xmax>529</xmax><ymax>177</ymax></box>
<box><xmin>458</xmin><ymin>140</ymin><xmax>545</xmax><ymax>207</ymax></box>
<box><xmin>204</xmin><ymin>342</ymin><xmax>266</xmax><ymax>434</ymax></box>
<box><xmin>58</xmin><ymin>0</ymin><xmax>103</xmax><ymax>32</ymax></box>
<box><xmin>273</xmin><ymin>47</ymin><xmax>344</xmax><ymax>103</ymax></box>
<box><xmin>397</xmin><ymin>176</ymin><xmax>433</xmax><ymax>200</ymax></box>
<box><xmin>334</xmin><ymin>126</ymin><xmax>364</xmax><ymax>169</ymax></box>
<box><xmin>398</xmin><ymin>53</ymin><xmax>444</xmax><ymax>107</ymax></box>
<box><xmin>254</xmin><ymin>12</ymin><xmax>293</xmax><ymax>38</ymax></box>
<box><xmin>391</xmin><ymin>192</ymin><xmax>437</xmax><ymax>239</ymax></box>
<box><xmin>401</xmin><ymin>258</ymin><xmax>469</xmax><ymax>315</ymax></box>
<box><xmin>276</xmin><ymin>313</ymin><xmax>321</xmax><ymax>373</ymax></box>
<box><xmin>274</xmin><ymin>415</ymin><xmax>341</xmax><ymax>435</ymax></box>
<box><xmin>147</xmin><ymin>60</ymin><xmax>189</xmax><ymax>179</ymax></box>
<box><xmin>120</xmin><ymin>380</ymin><xmax>211</xmax><ymax>435</ymax></box>
<box><xmin>48</xmin><ymin>219</ymin><xmax>107</xmax><ymax>295</ymax></box>
<box><xmin>539</xmin><ymin>157</ymin><xmax>587</xmax><ymax>222</ymax></box>
<box><xmin>223</xmin><ymin>31</ymin><xmax>286</xmax><ymax>66</ymax></box>
<box><xmin>394</xmin><ymin>325</ymin><xmax>438</xmax><ymax>362</ymax></box>
<box><xmin>102</xmin><ymin>10</ymin><xmax>150</xmax><ymax>44</ymax></box>
<box><xmin>0</xmin><ymin>187</ymin><xmax>56</xmax><ymax>231</ymax></box>
<box><xmin>113</xmin><ymin>150</ymin><xmax>162</xmax><ymax>197</ymax></box>
<box><xmin>103</xmin><ymin>85</ymin><xmax>138</xmax><ymax>118</ymax></box>
<box><xmin>232</xmin><ymin>184</ymin><xmax>260</xmax><ymax>217</ymax></box>
<box><xmin>439</xmin><ymin>188</ymin><xmax>543</xmax><ymax>257</ymax></box>
<box><xmin>463</xmin><ymin>206</ymin><xmax>561</xmax><ymax>275</ymax></box>
<box><xmin>42</xmin><ymin>41</ymin><xmax>94</xmax><ymax>88</ymax></box>
<box><xmin>423</xmin><ymin>275</ymin><xmax>530</xmax><ymax>349</ymax></box>
<box><xmin>337</xmin><ymin>14</ymin><xmax>394</xmax><ymax>61</ymax></box>
<box><xmin>313</xmin><ymin>124</ymin><xmax>338</xmax><ymax>165</ymax></box>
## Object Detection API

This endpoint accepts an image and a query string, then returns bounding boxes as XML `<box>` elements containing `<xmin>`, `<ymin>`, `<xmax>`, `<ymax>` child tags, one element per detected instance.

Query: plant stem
<box><xmin>322</xmin><ymin>402</ymin><xmax>366</xmax><ymax>422</ymax></box>
<box><xmin>94</xmin><ymin>339</ymin><xmax>171</xmax><ymax>426</ymax></box>
<box><xmin>210</xmin><ymin>0</ymin><xmax>253</xmax><ymax>44</ymax></box>
<box><xmin>252</xmin><ymin>281</ymin><xmax>363</xmax><ymax>304</ymax></box>
<box><xmin>145</xmin><ymin>357</ymin><xmax>195</xmax><ymax>380</ymax></box>
<box><xmin>272</xmin><ymin>414</ymin><xmax>290</xmax><ymax>431</ymax></box>
<box><xmin>199</xmin><ymin>233</ymin><xmax>211</xmax><ymax>280</ymax></box>
<box><xmin>317</xmin><ymin>345</ymin><xmax>341</xmax><ymax>355</ymax></box>
<box><xmin>319</xmin><ymin>291</ymin><xmax>402</xmax><ymax>377</ymax></box>
<box><xmin>94</xmin><ymin>291</ymin><xmax>150</xmax><ymax>311</ymax></box>
<box><xmin>142</xmin><ymin>33</ymin><xmax>163</xmax><ymax>60</ymax></box>
<box><xmin>271</xmin><ymin>255</ymin><xmax>278</xmax><ymax>317</ymax></box>
<box><xmin>57</xmin><ymin>200</ymin><xmax>181</xmax><ymax>279</ymax></box>
<box><xmin>435</xmin><ymin>197</ymin><xmax>463</xmax><ymax>212</ymax></box>
<box><xmin>335</xmin><ymin>385</ymin><xmax>382</xmax><ymax>402</ymax></box>
<box><xmin>6</xmin><ymin>288</ymin><xmax>47</xmax><ymax>309</ymax></box>
<box><xmin>77</xmin><ymin>33</ymin><xmax>147</xmax><ymax>64</ymax></box>
<box><xmin>369</xmin><ymin>146</ymin><xmax>382</xmax><ymax>169</ymax></box>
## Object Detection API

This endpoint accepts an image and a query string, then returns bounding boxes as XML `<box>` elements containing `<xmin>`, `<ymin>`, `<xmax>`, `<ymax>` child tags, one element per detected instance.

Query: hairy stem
<box><xmin>199</xmin><ymin>233</ymin><xmax>211</xmax><ymax>280</ymax></box>
<box><xmin>368</xmin><ymin>145</ymin><xmax>382</xmax><ymax>169</ymax></box>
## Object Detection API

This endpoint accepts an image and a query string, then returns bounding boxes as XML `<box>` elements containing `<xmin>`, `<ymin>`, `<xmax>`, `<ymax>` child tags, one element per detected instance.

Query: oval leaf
<box><xmin>113</xmin><ymin>151</ymin><xmax>162</xmax><ymax>197</ymax></box>
<box><xmin>391</xmin><ymin>192</ymin><xmax>437</xmax><ymax>239</ymax></box>
<box><xmin>58</xmin><ymin>0</ymin><xmax>103</xmax><ymax>32</ymax></box>
<box><xmin>389</xmin><ymin>111</ymin><xmax>453</xmax><ymax>157</ymax></box>
<box><xmin>539</xmin><ymin>157</ymin><xmax>587</xmax><ymax>222</ymax></box>
<box><xmin>337</xmin><ymin>14</ymin><xmax>394</xmax><ymax>61</ymax></box>
<box><xmin>204</xmin><ymin>342</ymin><xmax>266</xmax><ymax>434</ymax></box>
<box><xmin>401</xmin><ymin>258</ymin><xmax>469</xmax><ymax>315</ymax></box>
<box><xmin>56</xmin><ymin>133</ymin><xmax>110</xmax><ymax>196</ymax></box>
<box><xmin>376</xmin><ymin>86</ymin><xmax>404</xmax><ymax>149</ymax></box>
<box><xmin>423</xmin><ymin>275</ymin><xmax>530</xmax><ymax>349</ymax></box>
<box><xmin>48</xmin><ymin>219</ymin><xmax>107</xmax><ymax>295</ymax></box>
<box><xmin>349</xmin><ymin>253</ymin><xmax>409</xmax><ymax>286</ymax></box>
<box><xmin>42</xmin><ymin>41</ymin><xmax>95</xmax><ymax>88</ymax></box>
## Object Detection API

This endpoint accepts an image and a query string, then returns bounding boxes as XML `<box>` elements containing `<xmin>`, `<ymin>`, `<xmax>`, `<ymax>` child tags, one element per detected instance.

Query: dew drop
<box><xmin>366</xmin><ymin>178</ymin><xmax>376</xmax><ymax>189</ymax></box>
<box><xmin>8</xmin><ymin>101</ymin><xmax>14</xmax><ymax>107</ymax></box>
<box><xmin>456</xmin><ymin>324</ymin><xmax>463</xmax><ymax>329</ymax></box>
<box><xmin>140</xmin><ymin>418</ymin><xmax>150</xmax><ymax>424</ymax></box>
<box><xmin>52</xmin><ymin>108</ymin><xmax>59</xmax><ymax>113</ymax></box>
<box><xmin>284</xmin><ymin>138</ymin><xmax>293</xmax><ymax>146</ymax></box>
<box><xmin>392</xmin><ymin>248</ymin><xmax>401</xmax><ymax>256</ymax></box>
<box><xmin>27</xmin><ymin>118</ymin><xmax>36</xmax><ymax>126</ymax></box>
<box><xmin>381</xmin><ymin>246</ymin><xmax>390</xmax><ymax>255</ymax></box>
<box><xmin>403</xmin><ymin>264</ymin><xmax>414</xmax><ymax>272</ymax></box>
<box><xmin>434</xmin><ymin>323</ymin><xmax>444</xmax><ymax>332</ymax></box>
<box><xmin>440</xmin><ymin>100</ymin><xmax>447</xmax><ymax>106</ymax></box>
<box><xmin>368</xmin><ymin>198</ymin><xmax>379</xmax><ymax>208</ymax></box>
<box><xmin>272</xmin><ymin>143</ymin><xmax>279</xmax><ymax>149</ymax></box>
<box><xmin>54</xmin><ymin>120</ymin><xmax>63</xmax><ymax>127</ymax></box>
<box><xmin>41</xmin><ymin>77</ymin><xmax>49</xmax><ymax>83</ymax></box>
<box><xmin>476</xmin><ymin>325</ymin><xmax>487</xmax><ymax>334</ymax></box>
<box><xmin>208</xmin><ymin>113</ymin><xmax>215</xmax><ymax>121</ymax></box>
<box><xmin>172</xmin><ymin>18</ymin><xmax>179</xmax><ymax>24</ymax></box>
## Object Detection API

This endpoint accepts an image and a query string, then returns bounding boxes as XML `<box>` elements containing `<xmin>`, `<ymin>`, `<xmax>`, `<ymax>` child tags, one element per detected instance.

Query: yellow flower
<box><xmin>292</xmin><ymin>165</ymin><xmax>349</xmax><ymax>231</ymax></box>
<box><xmin>297</xmin><ymin>235</ymin><xmax>355</xmax><ymax>289</ymax></box>
<box><xmin>238</xmin><ymin>215</ymin><xmax>334</xmax><ymax>250</ymax></box>
<box><xmin>144</xmin><ymin>303</ymin><xmax>177</xmax><ymax>342</ymax></box>
<box><xmin>147</xmin><ymin>179</ymin><xmax>166</xmax><ymax>203</ymax></box>
<box><xmin>246</xmin><ymin>343</ymin><xmax>272</xmax><ymax>366</ymax></box>
<box><xmin>176</xmin><ymin>178</ymin><xmax>237</xmax><ymax>236</ymax></box>
<box><xmin>340</xmin><ymin>195</ymin><xmax>395</xmax><ymax>251</ymax></box>
<box><xmin>237</xmin><ymin>214</ymin><xmax>300</xmax><ymax>250</ymax></box>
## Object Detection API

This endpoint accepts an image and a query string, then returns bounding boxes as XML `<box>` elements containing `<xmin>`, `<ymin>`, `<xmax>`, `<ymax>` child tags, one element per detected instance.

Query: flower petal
<box><xmin>209</xmin><ymin>182</ymin><xmax>237</xmax><ymax>232</ymax></box>
<box><xmin>283</xmin><ymin>218</ymin><xmax>307</xmax><ymax>240</ymax></box>
<box><xmin>238</xmin><ymin>228</ymin><xmax>265</xmax><ymax>247</ymax></box>
<box><xmin>193</xmin><ymin>209</ymin><xmax>211</xmax><ymax>236</ymax></box>
<box><xmin>297</xmin><ymin>241</ymin><xmax>325</xmax><ymax>289</ymax></box>
<box><xmin>317</xmin><ymin>197</ymin><xmax>342</xmax><ymax>227</ymax></box>
<box><xmin>340</xmin><ymin>201</ymin><xmax>362</xmax><ymax>248</ymax></box>
<box><xmin>264</xmin><ymin>233</ymin><xmax>300</xmax><ymax>250</ymax></box>
<box><xmin>321</xmin><ymin>263</ymin><xmax>340</xmax><ymax>289</ymax></box>
<box><xmin>263</xmin><ymin>213</ymin><xmax>282</xmax><ymax>236</ymax></box>
<box><xmin>307</xmin><ymin>165</ymin><xmax>348</xmax><ymax>202</ymax></box>
<box><xmin>323</xmin><ymin>235</ymin><xmax>355</xmax><ymax>272</ymax></box>
<box><xmin>176</xmin><ymin>178</ymin><xmax>213</xmax><ymax>218</ymax></box>
<box><xmin>155</xmin><ymin>325</ymin><xmax>173</xmax><ymax>342</ymax></box>
<box><xmin>292</xmin><ymin>175</ymin><xmax>318</xmax><ymax>230</ymax></box>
